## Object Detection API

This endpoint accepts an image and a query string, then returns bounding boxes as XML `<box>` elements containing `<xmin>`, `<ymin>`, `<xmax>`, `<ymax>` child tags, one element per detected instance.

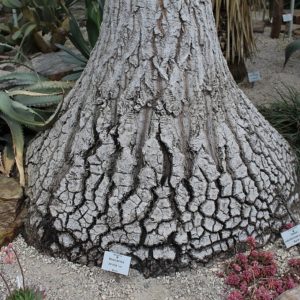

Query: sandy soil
<box><xmin>240</xmin><ymin>28</ymin><xmax>300</xmax><ymax>106</ymax></box>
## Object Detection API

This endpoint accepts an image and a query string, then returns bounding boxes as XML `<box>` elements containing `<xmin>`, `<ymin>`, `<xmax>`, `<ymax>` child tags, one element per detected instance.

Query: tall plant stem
<box><xmin>0</xmin><ymin>271</ymin><xmax>12</xmax><ymax>296</ymax></box>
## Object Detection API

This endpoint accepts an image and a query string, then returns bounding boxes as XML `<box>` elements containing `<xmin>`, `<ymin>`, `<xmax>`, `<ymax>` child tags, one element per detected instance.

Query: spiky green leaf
<box><xmin>85</xmin><ymin>0</ymin><xmax>101</xmax><ymax>48</ymax></box>
<box><xmin>0</xmin><ymin>91</ymin><xmax>46</xmax><ymax>127</ymax></box>
<box><xmin>11</xmin><ymin>29</ymin><xmax>23</xmax><ymax>41</ymax></box>
<box><xmin>0</xmin><ymin>114</ymin><xmax>25</xmax><ymax>186</ymax></box>
<box><xmin>8</xmin><ymin>90</ymin><xmax>63</xmax><ymax>107</ymax></box>
<box><xmin>2</xmin><ymin>0</ymin><xmax>23</xmax><ymax>8</ymax></box>
<box><xmin>67</xmin><ymin>13</ymin><xmax>91</xmax><ymax>59</ymax></box>
<box><xmin>27</xmin><ymin>95</ymin><xmax>64</xmax><ymax>131</ymax></box>
<box><xmin>284</xmin><ymin>39</ymin><xmax>300</xmax><ymax>67</ymax></box>
<box><xmin>62</xmin><ymin>71</ymin><xmax>82</xmax><ymax>81</ymax></box>
<box><xmin>1</xmin><ymin>144</ymin><xmax>15</xmax><ymax>176</ymax></box>
<box><xmin>0</xmin><ymin>72</ymin><xmax>45</xmax><ymax>89</ymax></box>
<box><xmin>0</xmin><ymin>24</ymin><xmax>11</xmax><ymax>33</ymax></box>
<box><xmin>10</xmin><ymin>100</ymin><xmax>46</xmax><ymax>121</ymax></box>
<box><xmin>23</xmin><ymin>23</ymin><xmax>37</xmax><ymax>38</ymax></box>
<box><xmin>23</xmin><ymin>81</ymin><xmax>74</xmax><ymax>93</ymax></box>
<box><xmin>55</xmin><ymin>44</ymin><xmax>88</xmax><ymax>66</ymax></box>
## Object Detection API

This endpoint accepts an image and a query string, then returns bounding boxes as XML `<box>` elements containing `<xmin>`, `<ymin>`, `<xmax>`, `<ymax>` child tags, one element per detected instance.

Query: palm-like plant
<box><xmin>213</xmin><ymin>0</ymin><xmax>265</xmax><ymax>81</ymax></box>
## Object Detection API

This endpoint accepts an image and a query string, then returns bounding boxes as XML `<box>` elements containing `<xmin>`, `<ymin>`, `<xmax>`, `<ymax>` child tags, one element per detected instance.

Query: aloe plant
<box><xmin>0</xmin><ymin>72</ymin><xmax>72</xmax><ymax>186</ymax></box>
<box><xmin>284</xmin><ymin>39</ymin><xmax>300</xmax><ymax>67</ymax></box>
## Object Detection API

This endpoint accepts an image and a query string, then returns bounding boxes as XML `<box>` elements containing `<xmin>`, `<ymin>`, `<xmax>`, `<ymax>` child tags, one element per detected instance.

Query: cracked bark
<box><xmin>25</xmin><ymin>0</ymin><xmax>299</xmax><ymax>277</ymax></box>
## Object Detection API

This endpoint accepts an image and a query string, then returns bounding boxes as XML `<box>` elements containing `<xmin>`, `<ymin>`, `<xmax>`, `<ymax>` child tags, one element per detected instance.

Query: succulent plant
<box><xmin>57</xmin><ymin>0</ymin><xmax>105</xmax><ymax>81</ymax></box>
<box><xmin>0</xmin><ymin>71</ymin><xmax>73</xmax><ymax>185</ymax></box>
<box><xmin>6</xmin><ymin>287</ymin><xmax>46</xmax><ymax>300</ymax></box>
<box><xmin>284</xmin><ymin>39</ymin><xmax>300</xmax><ymax>67</ymax></box>
<box><xmin>0</xmin><ymin>0</ymin><xmax>78</xmax><ymax>54</ymax></box>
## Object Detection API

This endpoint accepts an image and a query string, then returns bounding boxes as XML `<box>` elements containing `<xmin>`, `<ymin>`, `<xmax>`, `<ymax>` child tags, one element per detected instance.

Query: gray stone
<box><xmin>276</xmin><ymin>285</ymin><xmax>300</xmax><ymax>300</ymax></box>
<box><xmin>31</xmin><ymin>51</ymin><xmax>80</xmax><ymax>80</ymax></box>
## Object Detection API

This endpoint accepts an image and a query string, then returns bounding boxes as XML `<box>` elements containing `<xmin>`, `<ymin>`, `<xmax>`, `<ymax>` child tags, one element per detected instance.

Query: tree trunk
<box><xmin>227</xmin><ymin>57</ymin><xmax>248</xmax><ymax>83</ymax></box>
<box><xmin>271</xmin><ymin>0</ymin><xmax>284</xmax><ymax>38</ymax></box>
<box><xmin>25</xmin><ymin>0</ymin><xmax>299</xmax><ymax>277</ymax></box>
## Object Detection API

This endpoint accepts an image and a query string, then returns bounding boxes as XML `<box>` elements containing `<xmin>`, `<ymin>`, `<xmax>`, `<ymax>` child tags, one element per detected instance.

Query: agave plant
<box><xmin>57</xmin><ymin>0</ymin><xmax>105</xmax><ymax>81</ymax></box>
<box><xmin>284</xmin><ymin>39</ymin><xmax>300</xmax><ymax>67</ymax></box>
<box><xmin>0</xmin><ymin>72</ymin><xmax>73</xmax><ymax>186</ymax></box>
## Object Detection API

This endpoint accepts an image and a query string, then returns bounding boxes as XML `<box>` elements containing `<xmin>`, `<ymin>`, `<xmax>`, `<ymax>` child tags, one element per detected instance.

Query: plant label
<box><xmin>282</xmin><ymin>14</ymin><xmax>293</xmax><ymax>22</ymax></box>
<box><xmin>281</xmin><ymin>224</ymin><xmax>300</xmax><ymax>248</ymax></box>
<box><xmin>248</xmin><ymin>71</ymin><xmax>261</xmax><ymax>83</ymax></box>
<box><xmin>101</xmin><ymin>251</ymin><xmax>131</xmax><ymax>276</ymax></box>
<box><xmin>16</xmin><ymin>275</ymin><xmax>23</xmax><ymax>289</ymax></box>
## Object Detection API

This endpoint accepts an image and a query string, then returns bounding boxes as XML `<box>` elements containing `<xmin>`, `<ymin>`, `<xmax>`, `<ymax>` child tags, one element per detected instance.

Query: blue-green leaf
<box><xmin>284</xmin><ymin>39</ymin><xmax>300</xmax><ymax>67</ymax></box>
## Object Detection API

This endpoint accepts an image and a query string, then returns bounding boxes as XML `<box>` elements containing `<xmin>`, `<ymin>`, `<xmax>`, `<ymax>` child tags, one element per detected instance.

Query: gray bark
<box><xmin>25</xmin><ymin>0</ymin><xmax>299</xmax><ymax>276</ymax></box>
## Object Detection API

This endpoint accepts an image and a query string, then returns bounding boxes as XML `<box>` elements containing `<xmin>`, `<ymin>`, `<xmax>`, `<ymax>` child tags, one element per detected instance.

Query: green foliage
<box><xmin>0</xmin><ymin>0</ymin><xmax>77</xmax><ymax>54</ymax></box>
<box><xmin>0</xmin><ymin>72</ymin><xmax>45</xmax><ymax>88</ymax></box>
<box><xmin>55</xmin><ymin>43</ymin><xmax>87</xmax><ymax>81</ymax></box>
<box><xmin>284</xmin><ymin>39</ymin><xmax>300</xmax><ymax>67</ymax></box>
<box><xmin>59</xmin><ymin>0</ymin><xmax>104</xmax><ymax>80</ymax></box>
<box><xmin>6</xmin><ymin>287</ymin><xmax>45</xmax><ymax>300</ymax></box>
<box><xmin>259</xmin><ymin>86</ymin><xmax>300</xmax><ymax>163</ymax></box>
<box><xmin>0</xmin><ymin>71</ymin><xmax>71</xmax><ymax>185</ymax></box>
<box><xmin>85</xmin><ymin>0</ymin><xmax>102</xmax><ymax>48</ymax></box>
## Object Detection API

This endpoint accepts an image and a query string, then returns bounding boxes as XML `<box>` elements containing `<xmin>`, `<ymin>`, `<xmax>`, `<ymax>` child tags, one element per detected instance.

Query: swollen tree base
<box><xmin>25</xmin><ymin>0</ymin><xmax>299</xmax><ymax>277</ymax></box>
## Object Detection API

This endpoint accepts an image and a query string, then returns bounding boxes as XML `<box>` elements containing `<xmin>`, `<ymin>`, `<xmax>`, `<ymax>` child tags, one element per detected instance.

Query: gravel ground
<box><xmin>0</xmin><ymin>237</ymin><xmax>225</xmax><ymax>300</ymax></box>
<box><xmin>240</xmin><ymin>27</ymin><xmax>300</xmax><ymax>106</ymax></box>
<box><xmin>0</xmin><ymin>237</ymin><xmax>299</xmax><ymax>300</ymax></box>
<box><xmin>0</xmin><ymin>27</ymin><xmax>300</xmax><ymax>300</ymax></box>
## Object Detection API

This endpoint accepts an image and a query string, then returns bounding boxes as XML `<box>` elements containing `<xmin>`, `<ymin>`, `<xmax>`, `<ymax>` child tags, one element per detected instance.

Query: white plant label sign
<box><xmin>248</xmin><ymin>71</ymin><xmax>261</xmax><ymax>83</ymax></box>
<box><xmin>282</xmin><ymin>14</ymin><xmax>293</xmax><ymax>22</ymax></box>
<box><xmin>101</xmin><ymin>251</ymin><xmax>131</xmax><ymax>276</ymax></box>
<box><xmin>281</xmin><ymin>224</ymin><xmax>300</xmax><ymax>248</ymax></box>
<box><xmin>16</xmin><ymin>275</ymin><xmax>23</xmax><ymax>289</ymax></box>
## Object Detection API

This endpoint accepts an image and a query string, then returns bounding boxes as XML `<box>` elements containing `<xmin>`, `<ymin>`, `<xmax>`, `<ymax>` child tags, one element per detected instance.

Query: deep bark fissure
<box><xmin>25</xmin><ymin>0</ymin><xmax>299</xmax><ymax>276</ymax></box>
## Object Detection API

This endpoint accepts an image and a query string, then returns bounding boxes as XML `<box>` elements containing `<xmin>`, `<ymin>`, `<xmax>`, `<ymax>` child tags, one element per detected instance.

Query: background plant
<box><xmin>222</xmin><ymin>236</ymin><xmax>300</xmax><ymax>300</ymax></box>
<box><xmin>6</xmin><ymin>287</ymin><xmax>46</xmax><ymax>300</ymax></box>
<box><xmin>0</xmin><ymin>243</ymin><xmax>46</xmax><ymax>300</ymax></box>
<box><xmin>58</xmin><ymin>0</ymin><xmax>105</xmax><ymax>80</ymax></box>
<box><xmin>0</xmin><ymin>0</ymin><xmax>105</xmax><ymax>184</ymax></box>
<box><xmin>213</xmin><ymin>0</ymin><xmax>265</xmax><ymax>81</ymax></box>
<box><xmin>0</xmin><ymin>71</ymin><xmax>72</xmax><ymax>185</ymax></box>
<box><xmin>284</xmin><ymin>0</ymin><xmax>300</xmax><ymax>8</ymax></box>
<box><xmin>0</xmin><ymin>0</ymin><xmax>78</xmax><ymax>54</ymax></box>
<box><xmin>259</xmin><ymin>86</ymin><xmax>300</xmax><ymax>164</ymax></box>
<box><xmin>284</xmin><ymin>39</ymin><xmax>300</xmax><ymax>67</ymax></box>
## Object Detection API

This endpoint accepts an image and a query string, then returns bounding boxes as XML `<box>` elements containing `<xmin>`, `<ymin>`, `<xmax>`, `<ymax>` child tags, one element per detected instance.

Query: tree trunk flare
<box><xmin>25</xmin><ymin>0</ymin><xmax>298</xmax><ymax>277</ymax></box>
